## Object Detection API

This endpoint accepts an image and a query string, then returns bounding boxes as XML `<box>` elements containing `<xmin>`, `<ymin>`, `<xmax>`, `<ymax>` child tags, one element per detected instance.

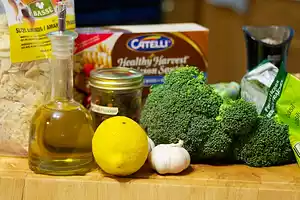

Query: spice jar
<box><xmin>89</xmin><ymin>67</ymin><xmax>144</xmax><ymax>127</ymax></box>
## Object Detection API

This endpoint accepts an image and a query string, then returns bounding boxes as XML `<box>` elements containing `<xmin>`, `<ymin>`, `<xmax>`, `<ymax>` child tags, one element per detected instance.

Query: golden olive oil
<box><xmin>29</xmin><ymin>101</ymin><xmax>95</xmax><ymax>175</ymax></box>
<box><xmin>28</xmin><ymin>22</ymin><xmax>95</xmax><ymax>175</ymax></box>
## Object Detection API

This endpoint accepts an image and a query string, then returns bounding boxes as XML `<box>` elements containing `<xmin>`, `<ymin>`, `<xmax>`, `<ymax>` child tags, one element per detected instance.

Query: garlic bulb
<box><xmin>148</xmin><ymin>140</ymin><xmax>190</xmax><ymax>175</ymax></box>
<box><xmin>148</xmin><ymin>136</ymin><xmax>155</xmax><ymax>153</ymax></box>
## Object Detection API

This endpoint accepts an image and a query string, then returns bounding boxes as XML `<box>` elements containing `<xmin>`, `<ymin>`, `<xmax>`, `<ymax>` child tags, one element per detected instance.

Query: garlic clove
<box><xmin>147</xmin><ymin>136</ymin><xmax>155</xmax><ymax>153</ymax></box>
<box><xmin>149</xmin><ymin>147</ymin><xmax>170</xmax><ymax>174</ymax></box>
<box><xmin>169</xmin><ymin>148</ymin><xmax>190</xmax><ymax>174</ymax></box>
<box><xmin>182</xmin><ymin>148</ymin><xmax>191</xmax><ymax>169</ymax></box>
<box><xmin>149</xmin><ymin>140</ymin><xmax>191</xmax><ymax>175</ymax></box>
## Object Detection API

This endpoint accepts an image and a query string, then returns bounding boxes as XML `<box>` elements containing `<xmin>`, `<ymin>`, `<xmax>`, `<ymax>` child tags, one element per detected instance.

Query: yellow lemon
<box><xmin>92</xmin><ymin>116</ymin><xmax>148</xmax><ymax>176</ymax></box>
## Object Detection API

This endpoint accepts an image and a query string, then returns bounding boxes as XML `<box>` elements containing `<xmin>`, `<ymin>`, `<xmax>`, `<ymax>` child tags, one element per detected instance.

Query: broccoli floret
<box><xmin>153</xmin><ymin>114</ymin><xmax>232</xmax><ymax>162</ymax></box>
<box><xmin>216</xmin><ymin>99</ymin><xmax>258</xmax><ymax>136</ymax></box>
<box><xmin>185</xmin><ymin>115</ymin><xmax>218</xmax><ymax>161</ymax></box>
<box><xmin>164</xmin><ymin>66</ymin><xmax>205</xmax><ymax>86</ymax></box>
<box><xmin>234</xmin><ymin>116</ymin><xmax>295</xmax><ymax>167</ymax></box>
<box><xmin>182</xmin><ymin>81</ymin><xmax>223</xmax><ymax>118</ymax></box>
<box><xmin>172</xmin><ymin>115</ymin><xmax>232</xmax><ymax>162</ymax></box>
<box><xmin>140</xmin><ymin>67</ymin><xmax>224</xmax><ymax>163</ymax></box>
<box><xmin>202</xmin><ymin>124</ymin><xmax>232</xmax><ymax>160</ymax></box>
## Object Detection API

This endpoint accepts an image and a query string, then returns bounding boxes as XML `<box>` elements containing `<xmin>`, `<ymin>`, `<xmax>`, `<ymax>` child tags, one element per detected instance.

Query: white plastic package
<box><xmin>0</xmin><ymin>0</ymin><xmax>75</xmax><ymax>157</ymax></box>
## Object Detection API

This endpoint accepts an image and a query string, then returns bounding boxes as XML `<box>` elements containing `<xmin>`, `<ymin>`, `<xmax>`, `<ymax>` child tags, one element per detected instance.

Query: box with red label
<box><xmin>73</xmin><ymin>23</ymin><xmax>209</xmax><ymax>107</ymax></box>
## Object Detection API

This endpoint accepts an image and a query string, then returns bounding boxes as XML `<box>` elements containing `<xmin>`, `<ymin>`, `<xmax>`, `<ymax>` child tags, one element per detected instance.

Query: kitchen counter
<box><xmin>0</xmin><ymin>157</ymin><xmax>300</xmax><ymax>200</ymax></box>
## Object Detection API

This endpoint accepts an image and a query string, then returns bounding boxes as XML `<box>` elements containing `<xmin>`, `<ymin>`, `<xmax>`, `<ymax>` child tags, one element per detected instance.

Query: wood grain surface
<box><xmin>0</xmin><ymin>157</ymin><xmax>299</xmax><ymax>200</ymax></box>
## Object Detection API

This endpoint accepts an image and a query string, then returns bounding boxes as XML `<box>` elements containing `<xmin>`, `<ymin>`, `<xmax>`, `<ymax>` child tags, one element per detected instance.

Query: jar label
<box><xmin>91</xmin><ymin>103</ymin><xmax>119</xmax><ymax>115</ymax></box>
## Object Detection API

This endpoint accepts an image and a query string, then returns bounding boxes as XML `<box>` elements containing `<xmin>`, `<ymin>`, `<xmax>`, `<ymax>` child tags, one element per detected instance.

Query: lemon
<box><xmin>92</xmin><ymin>116</ymin><xmax>148</xmax><ymax>176</ymax></box>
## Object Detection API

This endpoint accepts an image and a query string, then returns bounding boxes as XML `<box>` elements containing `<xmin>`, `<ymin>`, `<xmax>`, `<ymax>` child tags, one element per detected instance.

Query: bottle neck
<box><xmin>50</xmin><ymin>55</ymin><xmax>74</xmax><ymax>101</ymax></box>
<box><xmin>48</xmin><ymin>31</ymin><xmax>78</xmax><ymax>102</ymax></box>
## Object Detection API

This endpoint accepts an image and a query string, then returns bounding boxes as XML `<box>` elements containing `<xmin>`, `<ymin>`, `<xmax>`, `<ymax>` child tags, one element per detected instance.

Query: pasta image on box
<box><xmin>73</xmin><ymin>23</ymin><xmax>209</xmax><ymax>107</ymax></box>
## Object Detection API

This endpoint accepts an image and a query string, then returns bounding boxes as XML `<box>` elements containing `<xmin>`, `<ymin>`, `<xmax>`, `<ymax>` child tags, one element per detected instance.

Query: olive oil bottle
<box><xmin>28</xmin><ymin>2</ymin><xmax>95</xmax><ymax>175</ymax></box>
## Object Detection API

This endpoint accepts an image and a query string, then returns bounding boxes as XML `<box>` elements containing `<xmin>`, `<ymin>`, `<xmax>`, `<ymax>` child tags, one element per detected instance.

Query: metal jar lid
<box><xmin>89</xmin><ymin>67</ymin><xmax>144</xmax><ymax>90</ymax></box>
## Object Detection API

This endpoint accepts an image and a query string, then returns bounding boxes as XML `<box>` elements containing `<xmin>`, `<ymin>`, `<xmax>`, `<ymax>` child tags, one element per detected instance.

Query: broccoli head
<box><xmin>234</xmin><ymin>116</ymin><xmax>295</xmax><ymax>167</ymax></box>
<box><xmin>202</xmin><ymin>124</ymin><xmax>232</xmax><ymax>160</ymax></box>
<box><xmin>164</xmin><ymin>66</ymin><xmax>206</xmax><ymax>86</ymax></box>
<box><xmin>184</xmin><ymin>116</ymin><xmax>232</xmax><ymax>162</ymax></box>
<box><xmin>185</xmin><ymin>115</ymin><xmax>219</xmax><ymax>161</ymax></box>
<box><xmin>140</xmin><ymin>66</ymin><xmax>225</xmax><ymax>163</ymax></box>
<box><xmin>216</xmin><ymin>99</ymin><xmax>258</xmax><ymax>136</ymax></box>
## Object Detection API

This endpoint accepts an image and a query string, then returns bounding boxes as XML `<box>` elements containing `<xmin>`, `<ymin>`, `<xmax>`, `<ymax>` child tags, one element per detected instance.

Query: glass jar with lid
<box><xmin>89</xmin><ymin>67</ymin><xmax>144</xmax><ymax>127</ymax></box>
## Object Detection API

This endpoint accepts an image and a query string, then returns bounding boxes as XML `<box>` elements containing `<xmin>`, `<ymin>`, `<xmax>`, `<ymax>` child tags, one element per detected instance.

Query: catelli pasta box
<box><xmin>74</xmin><ymin>23</ymin><xmax>208</xmax><ymax>107</ymax></box>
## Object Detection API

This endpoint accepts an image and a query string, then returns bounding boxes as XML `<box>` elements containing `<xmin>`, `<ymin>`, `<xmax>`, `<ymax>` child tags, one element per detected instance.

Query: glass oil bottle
<box><xmin>28</xmin><ymin>2</ymin><xmax>95</xmax><ymax>176</ymax></box>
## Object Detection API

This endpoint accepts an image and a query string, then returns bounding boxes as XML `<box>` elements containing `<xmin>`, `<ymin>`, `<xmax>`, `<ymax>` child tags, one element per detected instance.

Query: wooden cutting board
<box><xmin>0</xmin><ymin>157</ymin><xmax>299</xmax><ymax>200</ymax></box>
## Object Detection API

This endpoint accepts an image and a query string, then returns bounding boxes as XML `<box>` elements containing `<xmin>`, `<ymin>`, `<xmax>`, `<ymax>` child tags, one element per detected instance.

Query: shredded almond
<box><xmin>0</xmin><ymin>14</ymin><xmax>49</xmax><ymax>156</ymax></box>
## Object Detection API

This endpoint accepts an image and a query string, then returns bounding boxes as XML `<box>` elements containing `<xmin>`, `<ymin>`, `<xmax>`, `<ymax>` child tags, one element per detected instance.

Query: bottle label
<box><xmin>91</xmin><ymin>103</ymin><xmax>119</xmax><ymax>115</ymax></box>
<box><xmin>2</xmin><ymin>0</ymin><xmax>76</xmax><ymax>63</ymax></box>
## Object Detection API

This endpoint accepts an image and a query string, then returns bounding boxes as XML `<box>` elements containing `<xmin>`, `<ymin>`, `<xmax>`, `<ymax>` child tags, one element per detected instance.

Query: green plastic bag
<box><xmin>241</xmin><ymin>60</ymin><xmax>300</xmax><ymax>166</ymax></box>
<box><xmin>275</xmin><ymin>74</ymin><xmax>300</xmax><ymax>164</ymax></box>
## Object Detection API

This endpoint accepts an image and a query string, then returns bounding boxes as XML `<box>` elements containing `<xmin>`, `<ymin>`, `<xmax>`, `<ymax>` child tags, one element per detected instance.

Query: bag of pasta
<box><xmin>0</xmin><ymin>0</ymin><xmax>76</xmax><ymax>156</ymax></box>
